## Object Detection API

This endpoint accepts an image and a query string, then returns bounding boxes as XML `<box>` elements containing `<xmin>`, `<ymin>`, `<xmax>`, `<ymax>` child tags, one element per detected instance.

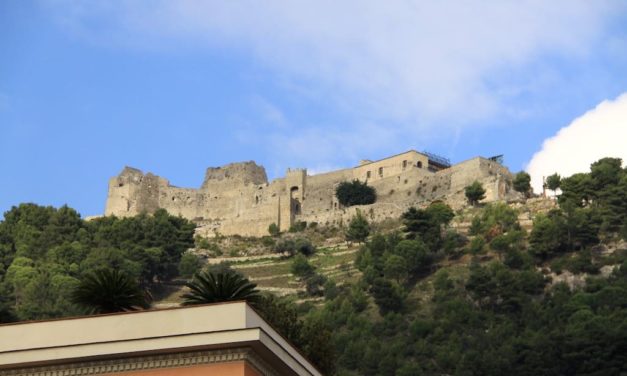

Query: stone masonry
<box><xmin>104</xmin><ymin>151</ymin><xmax>517</xmax><ymax>237</ymax></box>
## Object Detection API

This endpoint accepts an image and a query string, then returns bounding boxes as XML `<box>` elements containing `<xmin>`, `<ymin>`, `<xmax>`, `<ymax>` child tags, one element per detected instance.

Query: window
<box><xmin>378</xmin><ymin>167</ymin><xmax>383</xmax><ymax>177</ymax></box>
<box><xmin>366</xmin><ymin>171</ymin><xmax>371</xmax><ymax>179</ymax></box>
<box><xmin>402</xmin><ymin>160</ymin><xmax>407</xmax><ymax>170</ymax></box>
<box><xmin>417</xmin><ymin>161</ymin><xmax>423</xmax><ymax>168</ymax></box>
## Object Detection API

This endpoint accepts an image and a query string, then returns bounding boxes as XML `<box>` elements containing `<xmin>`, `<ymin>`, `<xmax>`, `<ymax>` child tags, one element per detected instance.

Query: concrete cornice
<box><xmin>0</xmin><ymin>348</ymin><xmax>279</xmax><ymax>376</ymax></box>
<box><xmin>0</xmin><ymin>302</ymin><xmax>322</xmax><ymax>376</ymax></box>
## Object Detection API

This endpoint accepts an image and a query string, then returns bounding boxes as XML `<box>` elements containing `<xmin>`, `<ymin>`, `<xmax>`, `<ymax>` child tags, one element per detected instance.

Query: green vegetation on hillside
<box><xmin>0</xmin><ymin>205</ymin><xmax>194</xmax><ymax>320</ymax></box>
<box><xmin>1</xmin><ymin>157</ymin><xmax>627</xmax><ymax>375</ymax></box>
<box><xmin>291</xmin><ymin>157</ymin><xmax>627</xmax><ymax>375</ymax></box>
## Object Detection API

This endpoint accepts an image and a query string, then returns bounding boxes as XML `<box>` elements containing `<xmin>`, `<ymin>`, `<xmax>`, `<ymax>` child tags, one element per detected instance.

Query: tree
<box><xmin>489</xmin><ymin>231</ymin><xmax>524</xmax><ymax>261</ymax></box>
<box><xmin>71</xmin><ymin>269</ymin><xmax>150</xmax><ymax>314</ymax></box>
<box><xmin>299</xmin><ymin>316</ymin><xmax>337</xmax><ymax>375</ymax></box>
<box><xmin>559</xmin><ymin>173</ymin><xmax>593</xmax><ymax>207</ymax></box>
<box><xmin>513</xmin><ymin>172</ymin><xmax>532</xmax><ymax>198</ymax></box>
<box><xmin>401</xmin><ymin>207</ymin><xmax>432</xmax><ymax>238</ymax></box>
<box><xmin>465</xmin><ymin>181</ymin><xmax>486</xmax><ymax>206</ymax></box>
<box><xmin>346</xmin><ymin>211</ymin><xmax>370</xmax><ymax>243</ymax></box>
<box><xmin>394</xmin><ymin>239</ymin><xmax>432</xmax><ymax>276</ymax></box>
<box><xmin>590</xmin><ymin>157</ymin><xmax>623</xmax><ymax>191</ymax></box>
<box><xmin>528</xmin><ymin>214</ymin><xmax>566</xmax><ymax>259</ymax></box>
<box><xmin>370</xmin><ymin>278</ymin><xmax>404</xmax><ymax>314</ymax></box>
<box><xmin>402</xmin><ymin>203</ymin><xmax>454</xmax><ymax>248</ymax></box>
<box><xmin>468</xmin><ymin>202</ymin><xmax>519</xmax><ymax>239</ymax></box>
<box><xmin>181</xmin><ymin>270</ymin><xmax>260</xmax><ymax>305</ymax></box>
<box><xmin>335</xmin><ymin>180</ymin><xmax>377</xmax><ymax>207</ymax></box>
<box><xmin>178</xmin><ymin>252</ymin><xmax>202</xmax><ymax>278</ymax></box>
<box><xmin>545</xmin><ymin>173</ymin><xmax>561</xmax><ymax>195</ymax></box>
<box><xmin>425</xmin><ymin>202</ymin><xmax>455</xmax><ymax>227</ymax></box>
<box><xmin>384</xmin><ymin>255</ymin><xmax>408</xmax><ymax>283</ymax></box>
<box><xmin>255</xmin><ymin>294</ymin><xmax>302</xmax><ymax>344</ymax></box>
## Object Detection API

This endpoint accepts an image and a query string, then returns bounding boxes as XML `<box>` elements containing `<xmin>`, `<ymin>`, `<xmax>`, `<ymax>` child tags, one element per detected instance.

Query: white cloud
<box><xmin>43</xmin><ymin>1</ymin><xmax>626</xmax><ymax>171</ymax></box>
<box><xmin>46</xmin><ymin>0</ymin><xmax>621</xmax><ymax>126</ymax></box>
<box><xmin>526</xmin><ymin>92</ymin><xmax>627</xmax><ymax>192</ymax></box>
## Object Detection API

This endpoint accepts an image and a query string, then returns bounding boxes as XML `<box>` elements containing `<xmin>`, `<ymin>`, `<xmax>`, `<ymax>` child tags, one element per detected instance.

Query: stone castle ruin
<box><xmin>105</xmin><ymin>150</ymin><xmax>517</xmax><ymax>237</ymax></box>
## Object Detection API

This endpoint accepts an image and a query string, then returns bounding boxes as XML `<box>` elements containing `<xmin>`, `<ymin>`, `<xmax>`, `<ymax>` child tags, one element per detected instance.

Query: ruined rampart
<box><xmin>104</xmin><ymin>151</ymin><xmax>517</xmax><ymax>237</ymax></box>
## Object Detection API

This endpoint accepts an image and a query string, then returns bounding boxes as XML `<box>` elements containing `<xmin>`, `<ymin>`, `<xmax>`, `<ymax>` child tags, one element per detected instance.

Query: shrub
<box><xmin>504</xmin><ymin>249</ymin><xmax>530</xmax><ymax>270</ymax></box>
<box><xmin>273</xmin><ymin>239</ymin><xmax>295</xmax><ymax>256</ymax></box>
<box><xmin>323</xmin><ymin>279</ymin><xmax>339</xmax><ymax>300</ymax></box>
<box><xmin>335</xmin><ymin>180</ymin><xmax>377</xmax><ymax>207</ymax></box>
<box><xmin>291</xmin><ymin>254</ymin><xmax>315</xmax><ymax>277</ymax></box>
<box><xmin>178</xmin><ymin>253</ymin><xmax>202</xmax><ymax>278</ymax></box>
<box><xmin>468</xmin><ymin>236</ymin><xmax>486</xmax><ymax>255</ymax></box>
<box><xmin>294</xmin><ymin>238</ymin><xmax>316</xmax><ymax>256</ymax></box>
<box><xmin>274</xmin><ymin>238</ymin><xmax>315</xmax><ymax>257</ymax></box>
<box><xmin>195</xmin><ymin>236</ymin><xmax>211</xmax><ymax>250</ymax></box>
<box><xmin>305</xmin><ymin>273</ymin><xmax>326</xmax><ymax>296</ymax></box>
<box><xmin>268</xmin><ymin>223</ymin><xmax>280</xmax><ymax>237</ymax></box>
<box><xmin>567</xmin><ymin>249</ymin><xmax>600</xmax><ymax>274</ymax></box>
<box><xmin>289</xmin><ymin>221</ymin><xmax>307</xmax><ymax>233</ymax></box>
<box><xmin>261</xmin><ymin>236</ymin><xmax>275</xmax><ymax>248</ymax></box>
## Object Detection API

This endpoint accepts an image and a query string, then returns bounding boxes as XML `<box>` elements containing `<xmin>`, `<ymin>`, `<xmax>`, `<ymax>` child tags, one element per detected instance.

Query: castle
<box><xmin>105</xmin><ymin>150</ymin><xmax>516</xmax><ymax>237</ymax></box>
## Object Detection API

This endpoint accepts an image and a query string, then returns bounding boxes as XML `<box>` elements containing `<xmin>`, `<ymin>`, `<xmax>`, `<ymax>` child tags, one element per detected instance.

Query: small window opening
<box><xmin>402</xmin><ymin>160</ymin><xmax>408</xmax><ymax>170</ymax></box>
<box><xmin>417</xmin><ymin>161</ymin><xmax>423</xmax><ymax>168</ymax></box>
<box><xmin>366</xmin><ymin>171</ymin><xmax>371</xmax><ymax>179</ymax></box>
<box><xmin>378</xmin><ymin>167</ymin><xmax>384</xmax><ymax>177</ymax></box>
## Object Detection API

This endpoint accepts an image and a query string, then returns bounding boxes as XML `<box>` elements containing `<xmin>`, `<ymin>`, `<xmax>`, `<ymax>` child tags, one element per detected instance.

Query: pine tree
<box><xmin>346</xmin><ymin>211</ymin><xmax>370</xmax><ymax>243</ymax></box>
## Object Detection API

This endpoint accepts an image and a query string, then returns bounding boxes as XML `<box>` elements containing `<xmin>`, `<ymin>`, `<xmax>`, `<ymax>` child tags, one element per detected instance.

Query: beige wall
<box><xmin>352</xmin><ymin>150</ymin><xmax>429</xmax><ymax>183</ymax></box>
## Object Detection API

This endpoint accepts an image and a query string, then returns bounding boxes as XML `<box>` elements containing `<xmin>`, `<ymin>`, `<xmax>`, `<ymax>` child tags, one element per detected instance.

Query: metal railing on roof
<box><xmin>422</xmin><ymin>151</ymin><xmax>451</xmax><ymax>167</ymax></box>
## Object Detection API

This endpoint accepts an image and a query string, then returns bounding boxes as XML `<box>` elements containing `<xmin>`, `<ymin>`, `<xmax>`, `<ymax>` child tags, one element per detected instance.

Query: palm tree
<box><xmin>181</xmin><ymin>270</ymin><xmax>260</xmax><ymax>306</ymax></box>
<box><xmin>72</xmin><ymin>269</ymin><xmax>150</xmax><ymax>314</ymax></box>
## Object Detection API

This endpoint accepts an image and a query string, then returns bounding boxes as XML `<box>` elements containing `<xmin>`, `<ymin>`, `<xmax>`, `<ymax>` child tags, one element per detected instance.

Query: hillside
<box><xmin>1</xmin><ymin>157</ymin><xmax>626</xmax><ymax>375</ymax></box>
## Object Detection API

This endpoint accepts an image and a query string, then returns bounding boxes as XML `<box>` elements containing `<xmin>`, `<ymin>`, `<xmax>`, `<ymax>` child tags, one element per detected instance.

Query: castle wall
<box><xmin>104</xmin><ymin>152</ymin><xmax>516</xmax><ymax>237</ymax></box>
<box><xmin>352</xmin><ymin>150</ymin><xmax>429</xmax><ymax>182</ymax></box>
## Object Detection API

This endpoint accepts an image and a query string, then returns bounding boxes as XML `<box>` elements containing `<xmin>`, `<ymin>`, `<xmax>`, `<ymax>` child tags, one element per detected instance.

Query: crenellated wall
<box><xmin>104</xmin><ymin>151</ymin><xmax>518</xmax><ymax>237</ymax></box>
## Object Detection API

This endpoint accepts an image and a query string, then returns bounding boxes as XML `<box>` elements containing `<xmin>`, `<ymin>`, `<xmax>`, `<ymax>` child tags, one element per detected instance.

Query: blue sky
<box><xmin>1</xmin><ymin>1</ymin><xmax>627</xmax><ymax>216</ymax></box>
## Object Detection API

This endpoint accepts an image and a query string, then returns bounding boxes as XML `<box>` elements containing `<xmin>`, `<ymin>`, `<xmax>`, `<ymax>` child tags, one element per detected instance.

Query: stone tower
<box><xmin>279</xmin><ymin>168</ymin><xmax>307</xmax><ymax>232</ymax></box>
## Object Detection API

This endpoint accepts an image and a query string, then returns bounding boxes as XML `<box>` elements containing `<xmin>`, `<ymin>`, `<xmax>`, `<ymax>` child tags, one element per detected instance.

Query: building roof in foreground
<box><xmin>0</xmin><ymin>301</ymin><xmax>322</xmax><ymax>376</ymax></box>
